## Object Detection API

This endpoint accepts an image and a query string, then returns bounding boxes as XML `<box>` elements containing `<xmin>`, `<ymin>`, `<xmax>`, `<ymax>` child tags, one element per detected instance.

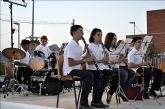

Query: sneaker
<box><xmin>150</xmin><ymin>90</ymin><xmax>159</xmax><ymax>98</ymax></box>
<box><xmin>143</xmin><ymin>93</ymin><xmax>149</xmax><ymax>99</ymax></box>
<box><xmin>79</xmin><ymin>105</ymin><xmax>91</xmax><ymax>109</ymax></box>
<box><xmin>91</xmin><ymin>102</ymin><xmax>108</xmax><ymax>108</ymax></box>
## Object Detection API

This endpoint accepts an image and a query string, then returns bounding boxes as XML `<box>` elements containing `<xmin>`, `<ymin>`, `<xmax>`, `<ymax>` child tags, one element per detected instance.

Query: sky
<box><xmin>1</xmin><ymin>0</ymin><xmax>165</xmax><ymax>51</ymax></box>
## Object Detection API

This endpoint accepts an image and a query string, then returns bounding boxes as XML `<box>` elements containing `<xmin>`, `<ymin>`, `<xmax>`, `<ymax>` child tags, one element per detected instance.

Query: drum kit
<box><xmin>0</xmin><ymin>47</ymin><xmax>57</xmax><ymax>97</ymax></box>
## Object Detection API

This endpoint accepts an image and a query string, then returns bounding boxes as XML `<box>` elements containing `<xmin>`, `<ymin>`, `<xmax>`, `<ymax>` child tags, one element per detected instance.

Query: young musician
<box><xmin>15</xmin><ymin>39</ymin><xmax>33</xmax><ymax>85</ymax></box>
<box><xmin>128</xmin><ymin>36</ymin><xmax>162</xmax><ymax>98</ymax></box>
<box><xmin>63</xmin><ymin>25</ymin><xmax>96</xmax><ymax>109</ymax></box>
<box><xmin>86</xmin><ymin>28</ymin><xmax>112</xmax><ymax>108</ymax></box>
<box><xmin>35</xmin><ymin>35</ymin><xmax>52</xmax><ymax>59</ymax></box>
<box><xmin>104</xmin><ymin>32</ymin><xmax>135</xmax><ymax>103</ymax></box>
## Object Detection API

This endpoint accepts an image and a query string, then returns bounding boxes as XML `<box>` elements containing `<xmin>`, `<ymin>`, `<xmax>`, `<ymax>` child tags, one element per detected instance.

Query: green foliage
<box><xmin>147</xmin><ymin>41</ymin><xmax>159</xmax><ymax>58</ymax></box>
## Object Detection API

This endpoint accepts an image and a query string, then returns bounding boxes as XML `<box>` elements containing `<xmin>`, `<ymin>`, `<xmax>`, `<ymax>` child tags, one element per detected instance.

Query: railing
<box><xmin>150</xmin><ymin>54</ymin><xmax>165</xmax><ymax>69</ymax></box>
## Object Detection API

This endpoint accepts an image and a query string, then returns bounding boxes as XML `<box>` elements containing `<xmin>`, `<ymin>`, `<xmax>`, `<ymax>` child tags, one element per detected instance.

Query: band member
<box><xmin>63</xmin><ymin>25</ymin><xmax>95</xmax><ymax>109</ymax></box>
<box><xmin>15</xmin><ymin>39</ymin><xmax>33</xmax><ymax>85</ymax></box>
<box><xmin>104</xmin><ymin>32</ymin><xmax>135</xmax><ymax>103</ymax></box>
<box><xmin>35</xmin><ymin>35</ymin><xmax>52</xmax><ymax>59</ymax></box>
<box><xmin>86</xmin><ymin>28</ymin><xmax>111</xmax><ymax>108</ymax></box>
<box><xmin>128</xmin><ymin>36</ymin><xmax>162</xmax><ymax>98</ymax></box>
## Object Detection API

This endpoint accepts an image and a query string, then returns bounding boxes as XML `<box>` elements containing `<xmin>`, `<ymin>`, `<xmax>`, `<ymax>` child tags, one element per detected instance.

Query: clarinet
<box><xmin>81</xmin><ymin>37</ymin><xmax>100</xmax><ymax>71</ymax></box>
<box><xmin>100</xmin><ymin>41</ymin><xmax>112</xmax><ymax>70</ymax></box>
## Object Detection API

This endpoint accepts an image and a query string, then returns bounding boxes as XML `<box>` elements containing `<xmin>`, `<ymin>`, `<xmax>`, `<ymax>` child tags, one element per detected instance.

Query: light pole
<box><xmin>129</xmin><ymin>22</ymin><xmax>135</xmax><ymax>37</ymax></box>
<box><xmin>13</xmin><ymin>22</ymin><xmax>20</xmax><ymax>49</ymax></box>
<box><xmin>3</xmin><ymin>0</ymin><xmax>26</xmax><ymax>48</ymax></box>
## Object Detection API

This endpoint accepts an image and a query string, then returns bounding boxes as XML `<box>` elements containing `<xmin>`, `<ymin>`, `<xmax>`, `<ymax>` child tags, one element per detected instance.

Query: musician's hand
<box><xmin>83</xmin><ymin>56</ymin><xmax>96</xmax><ymax>63</ymax></box>
<box><xmin>102</xmin><ymin>57</ymin><xmax>108</xmax><ymax>64</ymax></box>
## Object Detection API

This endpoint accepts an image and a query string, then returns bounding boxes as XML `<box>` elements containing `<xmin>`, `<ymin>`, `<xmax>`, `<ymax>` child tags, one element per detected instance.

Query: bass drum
<box><xmin>29</xmin><ymin>50</ymin><xmax>45</xmax><ymax>71</ymax></box>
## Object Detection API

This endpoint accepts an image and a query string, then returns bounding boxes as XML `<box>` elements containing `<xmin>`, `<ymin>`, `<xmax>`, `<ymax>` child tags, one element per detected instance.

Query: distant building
<box><xmin>126</xmin><ymin>9</ymin><xmax>165</xmax><ymax>53</ymax></box>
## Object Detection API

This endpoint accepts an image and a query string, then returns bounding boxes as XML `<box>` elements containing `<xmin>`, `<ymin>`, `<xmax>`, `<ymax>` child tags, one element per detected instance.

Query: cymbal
<box><xmin>2</xmin><ymin>48</ymin><xmax>26</xmax><ymax>60</ymax></box>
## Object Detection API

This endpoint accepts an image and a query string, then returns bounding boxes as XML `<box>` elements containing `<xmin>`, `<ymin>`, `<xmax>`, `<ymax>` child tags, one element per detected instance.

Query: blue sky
<box><xmin>1</xmin><ymin>0</ymin><xmax>165</xmax><ymax>50</ymax></box>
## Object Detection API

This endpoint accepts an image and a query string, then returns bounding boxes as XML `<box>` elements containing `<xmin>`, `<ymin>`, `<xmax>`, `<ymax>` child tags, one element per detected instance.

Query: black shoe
<box><xmin>91</xmin><ymin>102</ymin><xmax>109</xmax><ymax>108</ymax></box>
<box><xmin>143</xmin><ymin>93</ymin><xmax>149</xmax><ymax>99</ymax></box>
<box><xmin>79</xmin><ymin>105</ymin><xmax>91</xmax><ymax>109</ymax></box>
<box><xmin>150</xmin><ymin>90</ymin><xmax>159</xmax><ymax>98</ymax></box>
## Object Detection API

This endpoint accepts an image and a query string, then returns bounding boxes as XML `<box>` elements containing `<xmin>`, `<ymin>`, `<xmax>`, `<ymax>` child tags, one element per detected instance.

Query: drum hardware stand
<box><xmin>2</xmin><ymin>57</ymin><xmax>18</xmax><ymax>98</ymax></box>
<box><xmin>15</xmin><ymin>71</ymin><xmax>28</xmax><ymax>96</ymax></box>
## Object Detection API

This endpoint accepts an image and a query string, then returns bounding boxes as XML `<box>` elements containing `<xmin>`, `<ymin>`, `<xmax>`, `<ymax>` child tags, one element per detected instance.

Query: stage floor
<box><xmin>0</xmin><ymin>89</ymin><xmax>165</xmax><ymax>109</ymax></box>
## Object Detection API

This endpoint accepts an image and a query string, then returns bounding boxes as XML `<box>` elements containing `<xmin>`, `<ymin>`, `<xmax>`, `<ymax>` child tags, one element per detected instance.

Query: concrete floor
<box><xmin>1</xmin><ymin>88</ymin><xmax>165</xmax><ymax>109</ymax></box>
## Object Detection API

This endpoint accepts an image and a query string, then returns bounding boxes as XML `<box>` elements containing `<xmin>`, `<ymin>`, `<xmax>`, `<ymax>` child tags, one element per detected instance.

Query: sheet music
<box><xmin>139</xmin><ymin>36</ymin><xmax>153</xmax><ymax>55</ymax></box>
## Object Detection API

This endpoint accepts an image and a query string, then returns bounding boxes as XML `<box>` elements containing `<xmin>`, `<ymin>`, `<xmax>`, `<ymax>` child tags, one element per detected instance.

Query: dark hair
<box><xmin>89</xmin><ymin>28</ymin><xmax>102</xmax><ymax>43</ymax></box>
<box><xmin>131</xmin><ymin>37</ymin><xmax>142</xmax><ymax>44</ymax></box>
<box><xmin>40</xmin><ymin>35</ymin><xmax>48</xmax><ymax>40</ymax></box>
<box><xmin>70</xmin><ymin>25</ymin><xmax>83</xmax><ymax>36</ymax></box>
<box><xmin>21</xmin><ymin>39</ymin><xmax>30</xmax><ymax>45</ymax></box>
<box><xmin>104</xmin><ymin>32</ymin><xmax>116</xmax><ymax>50</ymax></box>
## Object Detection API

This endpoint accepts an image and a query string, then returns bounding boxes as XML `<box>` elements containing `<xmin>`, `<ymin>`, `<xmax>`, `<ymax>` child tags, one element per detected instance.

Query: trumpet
<box><xmin>100</xmin><ymin>41</ymin><xmax>111</xmax><ymax>69</ymax></box>
<box><xmin>81</xmin><ymin>37</ymin><xmax>100</xmax><ymax>70</ymax></box>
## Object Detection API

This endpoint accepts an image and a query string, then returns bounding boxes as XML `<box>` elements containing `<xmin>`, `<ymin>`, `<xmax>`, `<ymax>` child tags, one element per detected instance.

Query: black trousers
<box><xmin>136</xmin><ymin>67</ymin><xmax>162</xmax><ymax>93</ymax></box>
<box><xmin>17</xmin><ymin>67</ymin><xmax>33</xmax><ymax>85</ymax></box>
<box><xmin>69</xmin><ymin>69</ymin><xmax>112</xmax><ymax>106</ymax></box>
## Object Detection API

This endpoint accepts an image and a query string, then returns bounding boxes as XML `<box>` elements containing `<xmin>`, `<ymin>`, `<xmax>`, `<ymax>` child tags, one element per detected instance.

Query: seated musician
<box><xmin>15</xmin><ymin>39</ymin><xmax>33</xmax><ymax>85</ymax></box>
<box><xmin>63</xmin><ymin>25</ymin><xmax>96</xmax><ymax>109</ymax></box>
<box><xmin>104</xmin><ymin>32</ymin><xmax>135</xmax><ymax>103</ymax></box>
<box><xmin>86</xmin><ymin>28</ymin><xmax>112</xmax><ymax>108</ymax></box>
<box><xmin>127</xmin><ymin>36</ymin><xmax>162</xmax><ymax>98</ymax></box>
<box><xmin>35</xmin><ymin>35</ymin><xmax>52</xmax><ymax>59</ymax></box>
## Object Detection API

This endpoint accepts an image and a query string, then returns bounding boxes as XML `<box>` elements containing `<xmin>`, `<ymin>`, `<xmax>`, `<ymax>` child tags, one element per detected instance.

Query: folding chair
<box><xmin>56</xmin><ymin>54</ymin><xmax>82</xmax><ymax>109</ymax></box>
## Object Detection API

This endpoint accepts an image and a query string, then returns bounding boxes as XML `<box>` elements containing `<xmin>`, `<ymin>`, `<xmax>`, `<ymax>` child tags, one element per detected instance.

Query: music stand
<box><xmin>109</xmin><ymin>41</ymin><xmax>138</xmax><ymax>109</ymax></box>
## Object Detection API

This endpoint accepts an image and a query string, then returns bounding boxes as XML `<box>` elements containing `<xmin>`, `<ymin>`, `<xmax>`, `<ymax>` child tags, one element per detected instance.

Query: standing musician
<box><xmin>63</xmin><ymin>25</ymin><xmax>96</xmax><ymax>109</ymax></box>
<box><xmin>15</xmin><ymin>39</ymin><xmax>33</xmax><ymax>85</ymax></box>
<box><xmin>128</xmin><ymin>36</ymin><xmax>162</xmax><ymax>99</ymax></box>
<box><xmin>104</xmin><ymin>32</ymin><xmax>135</xmax><ymax>103</ymax></box>
<box><xmin>86</xmin><ymin>28</ymin><xmax>112</xmax><ymax>108</ymax></box>
<box><xmin>35</xmin><ymin>35</ymin><xmax>52</xmax><ymax>59</ymax></box>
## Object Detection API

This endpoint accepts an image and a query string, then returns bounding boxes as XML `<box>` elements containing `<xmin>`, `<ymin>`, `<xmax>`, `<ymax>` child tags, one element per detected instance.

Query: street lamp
<box><xmin>129</xmin><ymin>22</ymin><xmax>135</xmax><ymax>37</ymax></box>
<box><xmin>13</xmin><ymin>22</ymin><xmax>20</xmax><ymax>49</ymax></box>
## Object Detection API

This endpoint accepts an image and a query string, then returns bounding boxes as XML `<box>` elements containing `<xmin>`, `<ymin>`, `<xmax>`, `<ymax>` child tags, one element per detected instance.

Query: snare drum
<box><xmin>29</xmin><ymin>50</ymin><xmax>45</xmax><ymax>71</ymax></box>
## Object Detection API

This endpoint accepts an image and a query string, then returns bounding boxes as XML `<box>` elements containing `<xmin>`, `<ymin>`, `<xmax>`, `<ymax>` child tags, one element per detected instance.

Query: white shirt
<box><xmin>128</xmin><ymin>47</ymin><xmax>144</xmax><ymax>71</ymax></box>
<box><xmin>20</xmin><ymin>49</ymin><xmax>30</xmax><ymax>65</ymax></box>
<box><xmin>63</xmin><ymin>39</ymin><xmax>83</xmax><ymax>75</ymax></box>
<box><xmin>35</xmin><ymin>44</ymin><xmax>52</xmax><ymax>59</ymax></box>
<box><xmin>87</xmin><ymin>43</ymin><xmax>108</xmax><ymax>70</ymax></box>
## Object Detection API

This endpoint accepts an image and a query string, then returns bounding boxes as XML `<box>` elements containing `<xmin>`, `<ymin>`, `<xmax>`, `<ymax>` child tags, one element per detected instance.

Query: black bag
<box><xmin>43</xmin><ymin>77</ymin><xmax>62</xmax><ymax>95</ymax></box>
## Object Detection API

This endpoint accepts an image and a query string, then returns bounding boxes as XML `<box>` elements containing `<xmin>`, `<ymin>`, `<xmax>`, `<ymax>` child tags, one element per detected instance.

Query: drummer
<box><xmin>35</xmin><ymin>35</ymin><xmax>52</xmax><ymax>59</ymax></box>
<box><xmin>14</xmin><ymin>39</ymin><xmax>33</xmax><ymax>85</ymax></box>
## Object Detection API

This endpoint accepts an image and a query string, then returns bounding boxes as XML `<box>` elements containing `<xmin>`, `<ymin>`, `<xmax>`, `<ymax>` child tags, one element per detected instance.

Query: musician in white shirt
<box><xmin>63</xmin><ymin>25</ymin><xmax>96</xmax><ymax>109</ymax></box>
<box><xmin>86</xmin><ymin>28</ymin><xmax>111</xmax><ymax>108</ymax></box>
<box><xmin>15</xmin><ymin>39</ymin><xmax>33</xmax><ymax>85</ymax></box>
<box><xmin>128</xmin><ymin>36</ymin><xmax>162</xmax><ymax>98</ymax></box>
<box><xmin>104</xmin><ymin>32</ymin><xmax>135</xmax><ymax>103</ymax></box>
<box><xmin>35</xmin><ymin>35</ymin><xmax>52</xmax><ymax>59</ymax></box>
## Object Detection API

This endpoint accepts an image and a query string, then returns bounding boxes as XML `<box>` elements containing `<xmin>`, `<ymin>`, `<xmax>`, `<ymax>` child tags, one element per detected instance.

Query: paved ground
<box><xmin>0</xmin><ymin>88</ymin><xmax>165</xmax><ymax>109</ymax></box>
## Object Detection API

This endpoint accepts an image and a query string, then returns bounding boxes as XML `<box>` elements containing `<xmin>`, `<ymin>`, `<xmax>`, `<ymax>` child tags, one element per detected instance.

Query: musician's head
<box><xmin>104</xmin><ymin>32</ymin><xmax>117</xmax><ymax>49</ymax></box>
<box><xmin>89</xmin><ymin>28</ymin><xmax>102</xmax><ymax>44</ymax></box>
<box><xmin>21</xmin><ymin>39</ymin><xmax>30</xmax><ymax>51</ymax></box>
<box><xmin>40</xmin><ymin>35</ymin><xmax>48</xmax><ymax>46</ymax></box>
<box><xmin>70</xmin><ymin>25</ymin><xmax>84</xmax><ymax>40</ymax></box>
<box><xmin>131</xmin><ymin>36</ymin><xmax>142</xmax><ymax>50</ymax></box>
